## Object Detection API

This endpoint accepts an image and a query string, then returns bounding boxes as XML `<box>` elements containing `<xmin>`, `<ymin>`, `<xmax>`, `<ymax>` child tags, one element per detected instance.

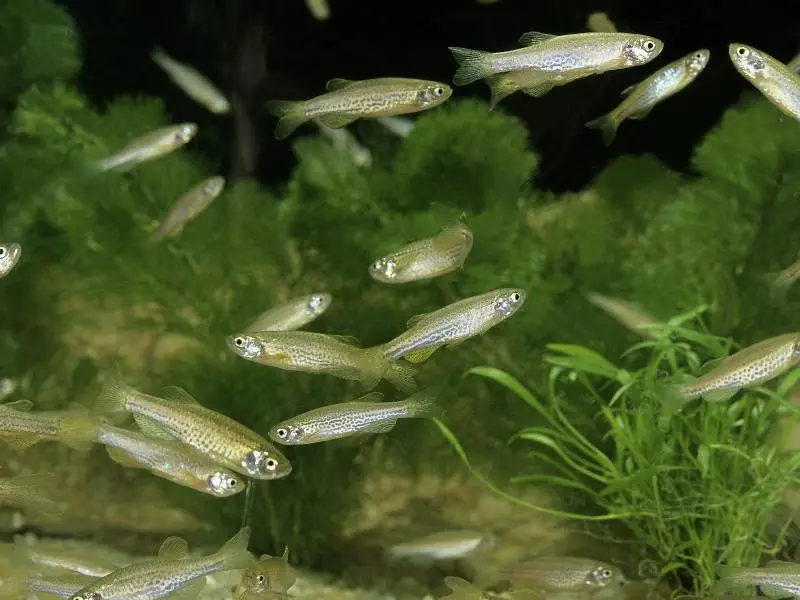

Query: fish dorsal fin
<box><xmin>406</xmin><ymin>312</ymin><xmax>433</xmax><ymax>329</ymax></box>
<box><xmin>3</xmin><ymin>399</ymin><xmax>34</xmax><ymax>411</ymax></box>
<box><xmin>518</xmin><ymin>31</ymin><xmax>556</xmax><ymax>46</ymax></box>
<box><xmin>620</xmin><ymin>84</ymin><xmax>636</xmax><ymax>97</ymax></box>
<box><xmin>161</xmin><ymin>386</ymin><xmax>201</xmax><ymax>406</ymax></box>
<box><xmin>158</xmin><ymin>536</ymin><xmax>189</xmax><ymax>559</ymax></box>
<box><xmin>325</xmin><ymin>78</ymin><xmax>356</xmax><ymax>92</ymax></box>
<box><xmin>354</xmin><ymin>391</ymin><xmax>385</xmax><ymax>403</ymax></box>
<box><xmin>330</xmin><ymin>334</ymin><xmax>361</xmax><ymax>346</ymax></box>
<box><xmin>281</xmin><ymin>546</ymin><xmax>290</xmax><ymax>561</ymax></box>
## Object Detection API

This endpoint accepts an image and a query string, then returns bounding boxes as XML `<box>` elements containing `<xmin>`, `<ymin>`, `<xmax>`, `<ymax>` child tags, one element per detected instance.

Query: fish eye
<box><xmin>601</xmin><ymin>569</ymin><xmax>613</xmax><ymax>579</ymax></box>
<box><xmin>256</xmin><ymin>575</ymin><xmax>266</xmax><ymax>584</ymax></box>
<box><xmin>694</xmin><ymin>52</ymin><xmax>703</xmax><ymax>59</ymax></box>
<box><xmin>434</xmin><ymin>87</ymin><xmax>444</xmax><ymax>96</ymax></box>
<box><xmin>266</xmin><ymin>458</ymin><xmax>278</xmax><ymax>470</ymax></box>
<box><xmin>228</xmin><ymin>477</ymin><xmax>237</xmax><ymax>487</ymax></box>
<box><xmin>276</xmin><ymin>428</ymin><xmax>288</xmax><ymax>439</ymax></box>
<box><xmin>511</xmin><ymin>292</ymin><xmax>521</xmax><ymax>302</ymax></box>
<box><xmin>0</xmin><ymin>247</ymin><xmax>6</xmax><ymax>258</ymax></box>
<box><xmin>643</xmin><ymin>40</ymin><xmax>656</xmax><ymax>52</ymax></box>
<box><xmin>737</xmin><ymin>46</ymin><xmax>748</xmax><ymax>57</ymax></box>
<box><xmin>234</xmin><ymin>337</ymin><xmax>245</xmax><ymax>347</ymax></box>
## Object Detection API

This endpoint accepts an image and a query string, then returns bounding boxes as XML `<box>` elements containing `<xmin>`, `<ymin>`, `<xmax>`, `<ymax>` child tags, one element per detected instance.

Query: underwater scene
<box><xmin>2</xmin><ymin>0</ymin><xmax>800</xmax><ymax>599</ymax></box>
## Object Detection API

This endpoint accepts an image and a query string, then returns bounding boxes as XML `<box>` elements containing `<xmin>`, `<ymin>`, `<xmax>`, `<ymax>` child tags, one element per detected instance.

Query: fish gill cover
<box><xmin>1</xmin><ymin>0</ymin><xmax>800</xmax><ymax>596</ymax></box>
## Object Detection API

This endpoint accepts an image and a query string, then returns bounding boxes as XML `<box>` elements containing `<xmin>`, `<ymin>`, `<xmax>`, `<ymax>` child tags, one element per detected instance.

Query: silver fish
<box><xmin>387</xmin><ymin>530</ymin><xmax>495</xmax><ymax>560</ymax></box>
<box><xmin>0</xmin><ymin>400</ymin><xmax>98</xmax><ymax>452</ymax></box>
<box><xmin>586</xmin><ymin>49</ymin><xmax>710</xmax><ymax>145</ymax></box>
<box><xmin>68</xmin><ymin>528</ymin><xmax>253</xmax><ymax>600</ymax></box>
<box><xmin>151</xmin><ymin>48</ymin><xmax>230</xmax><ymax>114</ymax></box>
<box><xmin>381</xmin><ymin>288</ymin><xmax>526</xmax><ymax>363</ymax></box>
<box><xmin>95</xmin><ymin>124</ymin><xmax>198</xmax><ymax>172</ymax></box>
<box><xmin>15</xmin><ymin>535</ymin><xmax>129</xmax><ymax>577</ymax></box>
<box><xmin>28</xmin><ymin>575</ymin><xmax>95</xmax><ymax>598</ymax></box>
<box><xmin>152</xmin><ymin>176</ymin><xmax>225</xmax><ymax>241</ymax></box>
<box><xmin>729</xmin><ymin>43</ymin><xmax>800</xmax><ymax>122</ymax></box>
<box><xmin>449</xmin><ymin>31</ymin><xmax>663</xmax><ymax>88</ymax></box>
<box><xmin>0</xmin><ymin>242</ymin><xmax>22</xmax><ymax>278</ymax></box>
<box><xmin>245</xmin><ymin>293</ymin><xmax>332</xmax><ymax>332</ymax></box>
<box><xmin>717</xmin><ymin>561</ymin><xmax>800</xmax><ymax>597</ymax></box>
<box><xmin>268</xmin><ymin>388</ymin><xmax>439</xmax><ymax>445</ymax></box>
<box><xmin>500</xmin><ymin>556</ymin><xmax>626</xmax><ymax>592</ymax></box>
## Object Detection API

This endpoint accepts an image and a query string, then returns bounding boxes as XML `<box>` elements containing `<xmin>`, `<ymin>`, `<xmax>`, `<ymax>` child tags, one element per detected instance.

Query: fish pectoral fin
<box><xmin>620</xmin><ymin>84</ymin><xmax>636</xmax><ymax>97</ymax></box>
<box><xmin>628</xmin><ymin>106</ymin><xmax>654</xmax><ymax>120</ymax></box>
<box><xmin>132</xmin><ymin>413</ymin><xmax>175</xmax><ymax>441</ymax></box>
<box><xmin>106</xmin><ymin>446</ymin><xmax>144</xmax><ymax>469</ymax></box>
<box><xmin>701</xmin><ymin>388</ymin><xmax>738</xmax><ymax>403</ymax></box>
<box><xmin>361</xmin><ymin>418</ymin><xmax>397</xmax><ymax>434</ymax></box>
<box><xmin>161</xmin><ymin>385</ymin><xmax>201</xmax><ymax>405</ymax></box>
<box><xmin>403</xmin><ymin>347</ymin><xmax>439</xmax><ymax>364</ymax></box>
<box><xmin>264</xmin><ymin>351</ymin><xmax>294</xmax><ymax>365</ymax></box>
<box><xmin>318</xmin><ymin>114</ymin><xmax>359</xmax><ymax>129</ymax></box>
<box><xmin>0</xmin><ymin>433</ymin><xmax>41</xmax><ymax>452</ymax></box>
<box><xmin>518</xmin><ymin>31</ymin><xmax>556</xmax><ymax>46</ymax></box>
<box><xmin>325</xmin><ymin>78</ymin><xmax>357</xmax><ymax>91</ymax></box>
<box><xmin>158</xmin><ymin>535</ymin><xmax>190</xmax><ymax>559</ymax></box>
<box><xmin>520</xmin><ymin>82</ymin><xmax>555</xmax><ymax>98</ymax></box>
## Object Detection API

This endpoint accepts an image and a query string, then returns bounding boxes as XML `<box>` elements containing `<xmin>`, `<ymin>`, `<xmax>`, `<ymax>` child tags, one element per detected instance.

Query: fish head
<box><xmin>587</xmin><ymin>564</ymin><xmax>626</xmax><ymax>588</ymax></box>
<box><xmin>622</xmin><ymin>36</ymin><xmax>663</xmax><ymax>66</ymax></box>
<box><xmin>729</xmin><ymin>44</ymin><xmax>767</xmax><ymax>80</ymax></box>
<box><xmin>70</xmin><ymin>593</ymin><xmax>102</xmax><ymax>600</ymax></box>
<box><xmin>207</xmin><ymin>470</ymin><xmax>246</xmax><ymax>496</ymax></box>
<box><xmin>173</xmin><ymin>122</ymin><xmax>199</xmax><ymax>144</ymax></box>
<box><xmin>415</xmin><ymin>82</ymin><xmax>453</xmax><ymax>107</ymax></box>
<box><xmin>0</xmin><ymin>242</ymin><xmax>22</xmax><ymax>275</ymax></box>
<box><xmin>228</xmin><ymin>333</ymin><xmax>265</xmax><ymax>359</ymax></box>
<box><xmin>241</xmin><ymin>448</ymin><xmax>293</xmax><ymax>479</ymax></box>
<box><xmin>491</xmin><ymin>288</ymin><xmax>527</xmax><ymax>318</ymax></box>
<box><xmin>684</xmin><ymin>49</ymin><xmax>711</xmax><ymax>74</ymax></box>
<box><xmin>202</xmin><ymin>176</ymin><xmax>226</xmax><ymax>196</ymax></box>
<box><xmin>242</xmin><ymin>552</ymin><xmax>296</xmax><ymax>595</ymax></box>
<box><xmin>369</xmin><ymin>256</ymin><xmax>399</xmax><ymax>281</ymax></box>
<box><xmin>269</xmin><ymin>422</ymin><xmax>306</xmax><ymax>445</ymax></box>
<box><xmin>305</xmin><ymin>293</ymin><xmax>332</xmax><ymax>315</ymax></box>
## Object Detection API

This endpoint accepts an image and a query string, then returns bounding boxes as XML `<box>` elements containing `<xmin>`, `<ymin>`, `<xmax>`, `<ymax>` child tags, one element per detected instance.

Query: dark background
<box><xmin>56</xmin><ymin>0</ymin><xmax>798</xmax><ymax>192</ymax></box>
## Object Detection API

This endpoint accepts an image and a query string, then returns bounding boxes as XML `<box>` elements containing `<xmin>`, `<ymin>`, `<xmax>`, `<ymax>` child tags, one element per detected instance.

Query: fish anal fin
<box><xmin>403</xmin><ymin>347</ymin><xmax>439</xmax><ymax>364</ymax></box>
<box><xmin>518</xmin><ymin>31</ymin><xmax>556</xmax><ymax>46</ymax></box>
<box><xmin>325</xmin><ymin>78</ymin><xmax>357</xmax><ymax>91</ymax></box>
<box><xmin>106</xmin><ymin>446</ymin><xmax>144</xmax><ymax>469</ymax></box>
<box><xmin>406</xmin><ymin>312</ymin><xmax>432</xmax><ymax>328</ymax></box>
<box><xmin>628</xmin><ymin>106</ymin><xmax>654</xmax><ymax>120</ymax></box>
<box><xmin>520</xmin><ymin>82</ymin><xmax>555</xmax><ymax>98</ymax></box>
<box><xmin>158</xmin><ymin>536</ymin><xmax>190</xmax><ymax>559</ymax></box>
<box><xmin>318</xmin><ymin>114</ymin><xmax>359</xmax><ymax>129</ymax></box>
<box><xmin>361</xmin><ymin>419</ymin><xmax>397</xmax><ymax>434</ymax></box>
<box><xmin>1</xmin><ymin>433</ymin><xmax>41</xmax><ymax>452</ymax></box>
<box><xmin>702</xmin><ymin>388</ymin><xmax>737</xmax><ymax>403</ymax></box>
<box><xmin>132</xmin><ymin>413</ymin><xmax>174</xmax><ymax>440</ymax></box>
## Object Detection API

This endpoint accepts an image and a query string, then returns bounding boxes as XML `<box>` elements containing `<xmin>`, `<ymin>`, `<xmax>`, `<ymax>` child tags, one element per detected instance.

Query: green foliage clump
<box><xmin>440</xmin><ymin>310</ymin><xmax>800</xmax><ymax>596</ymax></box>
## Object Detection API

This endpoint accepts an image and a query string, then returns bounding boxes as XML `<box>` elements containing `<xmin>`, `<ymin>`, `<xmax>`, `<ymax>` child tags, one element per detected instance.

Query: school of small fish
<box><xmin>2</xmin><ymin>10</ymin><xmax>800</xmax><ymax>600</ymax></box>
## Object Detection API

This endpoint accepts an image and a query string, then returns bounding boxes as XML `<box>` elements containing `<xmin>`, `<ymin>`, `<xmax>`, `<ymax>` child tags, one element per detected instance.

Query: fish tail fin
<box><xmin>486</xmin><ymin>75</ymin><xmax>517</xmax><ymax>109</ymax></box>
<box><xmin>385</xmin><ymin>359</ymin><xmax>419</xmax><ymax>394</ymax></box>
<box><xmin>448</xmin><ymin>47</ymin><xmax>493</xmax><ymax>86</ymax></box>
<box><xmin>653</xmin><ymin>375</ymin><xmax>695</xmax><ymax>429</ymax></box>
<box><xmin>57</xmin><ymin>403</ymin><xmax>99</xmax><ymax>452</ymax></box>
<box><xmin>761</xmin><ymin>271</ymin><xmax>794</xmax><ymax>305</ymax></box>
<box><xmin>217</xmin><ymin>526</ymin><xmax>257</xmax><ymax>570</ymax></box>
<box><xmin>264</xmin><ymin>100</ymin><xmax>309</xmax><ymax>140</ymax></box>
<box><xmin>150</xmin><ymin>46</ymin><xmax>169</xmax><ymax>67</ymax></box>
<box><xmin>403</xmin><ymin>387</ymin><xmax>442</xmax><ymax>419</ymax></box>
<box><xmin>585</xmin><ymin>113</ymin><xmax>619</xmax><ymax>146</ymax></box>
<box><xmin>93</xmin><ymin>368</ymin><xmax>132</xmax><ymax>419</ymax></box>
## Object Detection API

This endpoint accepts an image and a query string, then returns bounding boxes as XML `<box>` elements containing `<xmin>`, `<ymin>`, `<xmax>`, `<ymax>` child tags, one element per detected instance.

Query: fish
<box><xmin>304</xmin><ymin>0</ymin><xmax>330</xmax><ymax>20</ymax></box>
<box><xmin>239</xmin><ymin>547</ymin><xmax>296</xmax><ymax>598</ymax></box>
<box><xmin>586</xmin><ymin>12</ymin><xmax>618</xmax><ymax>34</ymax></box>
<box><xmin>265</xmin><ymin>77</ymin><xmax>452</xmax><ymax>140</ymax></box>
<box><xmin>716</xmin><ymin>561</ymin><xmax>800</xmax><ymax>597</ymax></box>
<box><xmin>0</xmin><ymin>473</ymin><xmax>63</xmax><ymax>516</ymax></box>
<box><xmin>0</xmin><ymin>400</ymin><xmax>98</xmax><ymax>452</ymax></box>
<box><xmin>0</xmin><ymin>242</ymin><xmax>22</xmax><ymax>278</ymax></box>
<box><xmin>671</xmin><ymin>332</ymin><xmax>800</xmax><ymax>403</ymax></box>
<box><xmin>151</xmin><ymin>48</ymin><xmax>230</xmax><ymax>114</ymax></box>
<box><xmin>95</xmin><ymin>376</ymin><xmax>292</xmax><ymax>480</ymax></box>
<box><xmin>245</xmin><ymin>293</ymin><xmax>332</xmax><ymax>332</ymax></box>
<box><xmin>14</xmin><ymin>535</ymin><xmax>125</xmax><ymax>577</ymax></box>
<box><xmin>96</xmin><ymin>424</ymin><xmax>246</xmax><ymax>497</ymax></box>
<box><xmin>27</xmin><ymin>574</ymin><xmax>96</xmax><ymax>598</ymax></box>
<box><xmin>152</xmin><ymin>176</ymin><xmax>225</xmax><ymax>241</ymax></box>
<box><xmin>585</xmin><ymin>292</ymin><xmax>661</xmax><ymax>339</ymax></box>
<box><xmin>268</xmin><ymin>388</ymin><xmax>439</xmax><ymax>445</ymax></box>
<box><xmin>499</xmin><ymin>556</ymin><xmax>626</xmax><ymax>592</ymax></box>
<box><xmin>380</xmin><ymin>288</ymin><xmax>526</xmax><ymax>363</ymax></box>
<box><xmin>586</xmin><ymin>49</ymin><xmax>710</xmax><ymax>145</ymax></box>
<box><xmin>369</xmin><ymin>223</ymin><xmax>474</xmax><ymax>284</ymax></box>
<box><xmin>315</xmin><ymin>120</ymin><xmax>373</xmax><ymax>168</ymax></box>
<box><xmin>387</xmin><ymin>530</ymin><xmax>495</xmax><ymax>561</ymax></box>
<box><xmin>763</xmin><ymin>255</ymin><xmax>800</xmax><ymax>304</ymax></box>
<box><xmin>95</xmin><ymin>123</ymin><xmax>198</xmax><ymax>172</ymax></box>
<box><xmin>67</xmin><ymin>528</ymin><xmax>254</xmax><ymax>600</ymax></box>
<box><xmin>448</xmin><ymin>31</ymin><xmax>664</xmax><ymax>88</ymax></box>
<box><xmin>729</xmin><ymin>44</ymin><xmax>800</xmax><ymax>122</ymax></box>
<box><xmin>227</xmin><ymin>331</ymin><xmax>418</xmax><ymax>393</ymax></box>
<box><xmin>377</xmin><ymin>116</ymin><xmax>415</xmax><ymax>138</ymax></box>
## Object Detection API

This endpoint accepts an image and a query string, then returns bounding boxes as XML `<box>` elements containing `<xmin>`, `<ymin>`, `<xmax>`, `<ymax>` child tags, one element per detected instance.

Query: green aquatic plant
<box><xmin>437</xmin><ymin>306</ymin><xmax>800</xmax><ymax>596</ymax></box>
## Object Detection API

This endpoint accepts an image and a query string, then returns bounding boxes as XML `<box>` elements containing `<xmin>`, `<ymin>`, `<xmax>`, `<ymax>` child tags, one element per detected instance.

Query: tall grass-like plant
<box><xmin>436</xmin><ymin>306</ymin><xmax>800</xmax><ymax>596</ymax></box>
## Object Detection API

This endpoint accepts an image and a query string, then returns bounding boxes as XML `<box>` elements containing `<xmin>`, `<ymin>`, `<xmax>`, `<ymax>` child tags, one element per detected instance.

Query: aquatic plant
<box><xmin>437</xmin><ymin>306</ymin><xmax>800</xmax><ymax>596</ymax></box>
